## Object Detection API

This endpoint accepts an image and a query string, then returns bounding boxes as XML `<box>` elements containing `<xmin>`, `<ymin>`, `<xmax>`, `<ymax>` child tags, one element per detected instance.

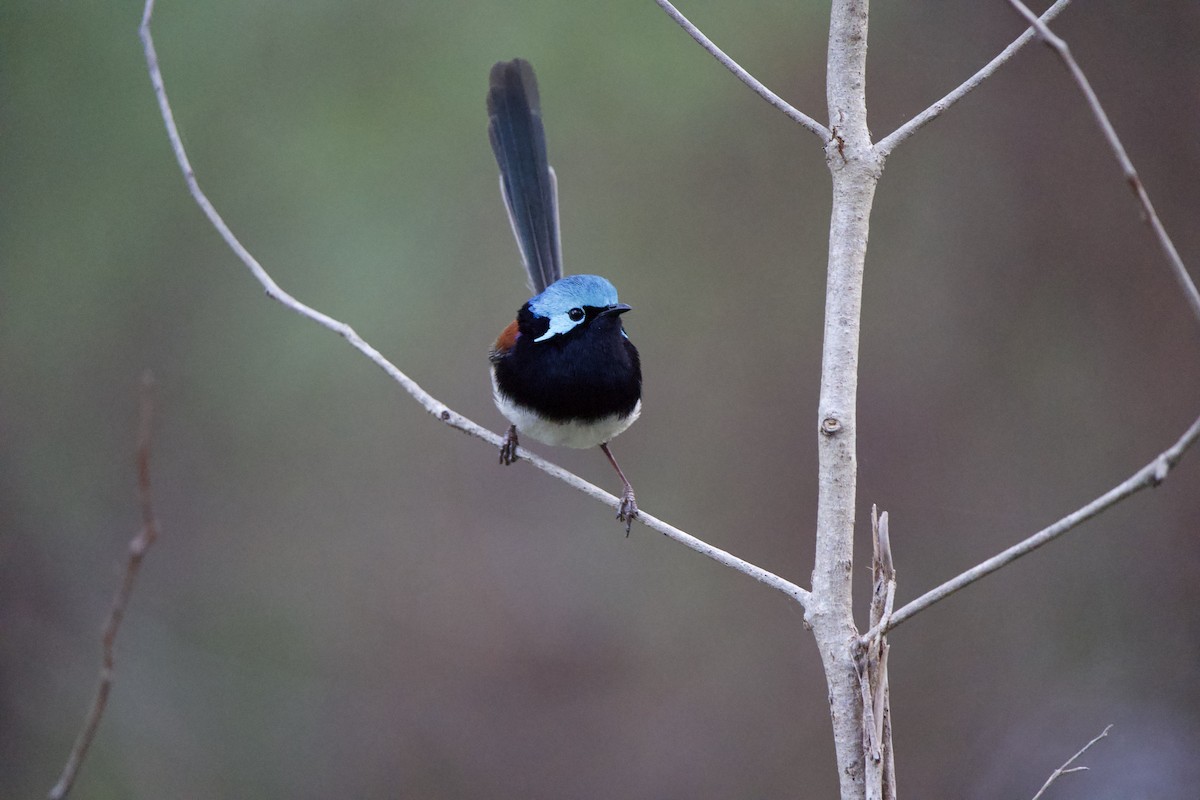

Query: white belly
<box><xmin>492</xmin><ymin>374</ymin><xmax>641</xmax><ymax>449</ymax></box>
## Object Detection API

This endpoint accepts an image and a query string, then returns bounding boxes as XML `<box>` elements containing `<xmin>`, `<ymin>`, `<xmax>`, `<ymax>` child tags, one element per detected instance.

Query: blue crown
<box><xmin>528</xmin><ymin>275</ymin><xmax>620</xmax><ymax>317</ymax></box>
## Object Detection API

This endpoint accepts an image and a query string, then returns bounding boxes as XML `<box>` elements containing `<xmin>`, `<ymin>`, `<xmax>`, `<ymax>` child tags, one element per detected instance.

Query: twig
<box><xmin>1005</xmin><ymin>0</ymin><xmax>1200</xmax><ymax>324</ymax></box>
<box><xmin>48</xmin><ymin>372</ymin><xmax>160</xmax><ymax>800</ymax></box>
<box><xmin>137</xmin><ymin>1</ymin><xmax>810</xmax><ymax>610</ymax></box>
<box><xmin>876</xmin><ymin>0</ymin><xmax>1072</xmax><ymax>157</ymax></box>
<box><xmin>650</xmin><ymin>0</ymin><xmax>830</xmax><ymax>141</ymax></box>
<box><xmin>1030</xmin><ymin>724</ymin><xmax>1113</xmax><ymax>800</ymax></box>
<box><xmin>861</xmin><ymin>507</ymin><xmax>896</xmax><ymax>800</ymax></box>
<box><xmin>862</xmin><ymin>412</ymin><xmax>1200</xmax><ymax>644</ymax></box>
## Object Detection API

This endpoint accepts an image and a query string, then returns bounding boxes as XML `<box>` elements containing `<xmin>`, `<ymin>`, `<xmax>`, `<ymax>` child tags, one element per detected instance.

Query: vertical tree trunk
<box><xmin>807</xmin><ymin>1</ymin><xmax>882</xmax><ymax>798</ymax></box>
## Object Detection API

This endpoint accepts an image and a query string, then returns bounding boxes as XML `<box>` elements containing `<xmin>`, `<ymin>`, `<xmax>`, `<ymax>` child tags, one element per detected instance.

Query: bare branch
<box><xmin>138</xmin><ymin>1</ymin><xmax>810</xmax><ymax>610</ymax></box>
<box><xmin>876</xmin><ymin>0</ymin><xmax>1072</xmax><ymax>158</ymax></box>
<box><xmin>651</xmin><ymin>0</ymin><xmax>830</xmax><ymax>141</ymax></box>
<box><xmin>862</xmin><ymin>412</ymin><xmax>1200</xmax><ymax>644</ymax></box>
<box><xmin>48</xmin><ymin>372</ymin><xmax>160</xmax><ymax>800</ymax></box>
<box><xmin>1005</xmin><ymin>0</ymin><xmax>1200</xmax><ymax>324</ymax></box>
<box><xmin>1030</xmin><ymin>724</ymin><xmax>1113</xmax><ymax>800</ymax></box>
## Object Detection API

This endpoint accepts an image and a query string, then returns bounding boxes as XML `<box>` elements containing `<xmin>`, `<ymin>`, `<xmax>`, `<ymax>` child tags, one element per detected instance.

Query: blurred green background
<box><xmin>4</xmin><ymin>0</ymin><xmax>1199</xmax><ymax>797</ymax></box>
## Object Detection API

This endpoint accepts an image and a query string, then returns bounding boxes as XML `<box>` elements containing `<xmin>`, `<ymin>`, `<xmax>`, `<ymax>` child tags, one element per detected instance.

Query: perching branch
<box><xmin>863</xmin><ymin>410</ymin><xmax>1200</xmax><ymax>644</ymax></box>
<box><xmin>876</xmin><ymin>0</ymin><xmax>1072</xmax><ymax>157</ymax></box>
<box><xmin>1030</xmin><ymin>724</ymin><xmax>1113</xmax><ymax>800</ymax></box>
<box><xmin>48</xmin><ymin>372</ymin><xmax>160</xmax><ymax>800</ymax></box>
<box><xmin>137</xmin><ymin>0</ymin><xmax>810</xmax><ymax>610</ymax></box>
<box><xmin>651</xmin><ymin>0</ymin><xmax>830</xmax><ymax>141</ymax></box>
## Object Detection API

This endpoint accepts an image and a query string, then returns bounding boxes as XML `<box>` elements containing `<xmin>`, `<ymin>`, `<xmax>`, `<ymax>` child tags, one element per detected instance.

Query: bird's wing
<box><xmin>487</xmin><ymin>59</ymin><xmax>563</xmax><ymax>295</ymax></box>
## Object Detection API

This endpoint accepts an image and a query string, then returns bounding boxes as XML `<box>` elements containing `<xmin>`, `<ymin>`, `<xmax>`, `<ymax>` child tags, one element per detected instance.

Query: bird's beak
<box><xmin>601</xmin><ymin>303</ymin><xmax>632</xmax><ymax>316</ymax></box>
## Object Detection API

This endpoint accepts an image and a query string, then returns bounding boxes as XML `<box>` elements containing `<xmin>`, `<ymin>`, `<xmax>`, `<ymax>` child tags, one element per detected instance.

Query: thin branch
<box><xmin>1005</xmin><ymin>0</ymin><xmax>1200</xmax><ymax>324</ymax></box>
<box><xmin>876</xmin><ymin>0</ymin><xmax>1072</xmax><ymax>158</ymax></box>
<box><xmin>1030</xmin><ymin>724</ymin><xmax>1113</xmax><ymax>800</ymax></box>
<box><xmin>651</xmin><ymin>0</ymin><xmax>830</xmax><ymax>141</ymax></box>
<box><xmin>862</xmin><ymin>412</ymin><xmax>1200</xmax><ymax>644</ymax></box>
<box><xmin>48</xmin><ymin>372</ymin><xmax>160</xmax><ymax>800</ymax></box>
<box><xmin>138</xmin><ymin>0</ymin><xmax>810</xmax><ymax>610</ymax></box>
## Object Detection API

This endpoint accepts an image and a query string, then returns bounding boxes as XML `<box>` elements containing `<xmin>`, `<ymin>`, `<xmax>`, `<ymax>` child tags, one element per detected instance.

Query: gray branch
<box><xmin>652</xmin><ymin>0</ymin><xmax>830</xmax><ymax>141</ymax></box>
<box><xmin>861</xmin><ymin>508</ymin><xmax>896</xmax><ymax>800</ymax></box>
<box><xmin>863</xmin><ymin>413</ymin><xmax>1200</xmax><ymax>643</ymax></box>
<box><xmin>876</xmin><ymin>0</ymin><xmax>1072</xmax><ymax>157</ymax></box>
<box><xmin>1030</xmin><ymin>724</ymin><xmax>1112</xmax><ymax>800</ymax></box>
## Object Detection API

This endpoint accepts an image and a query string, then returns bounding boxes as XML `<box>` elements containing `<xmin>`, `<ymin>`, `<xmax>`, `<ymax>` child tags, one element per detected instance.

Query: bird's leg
<box><xmin>600</xmin><ymin>442</ymin><xmax>638</xmax><ymax>535</ymax></box>
<box><xmin>499</xmin><ymin>425</ymin><xmax>520</xmax><ymax>465</ymax></box>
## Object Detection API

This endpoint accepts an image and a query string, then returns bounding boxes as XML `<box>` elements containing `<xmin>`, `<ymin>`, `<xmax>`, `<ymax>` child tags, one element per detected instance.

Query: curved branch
<box><xmin>862</xmin><ymin>412</ymin><xmax>1200</xmax><ymax>644</ymax></box>
<box><xmin>651</xmin><ymin>0</ymin><xmax>830</xmax><ymax>141</ymax></box>
<box><xmin>138</xmin><ymin>0</ymin><xmax>810</xmax><ymax>610</ymax></box>
<box><xmin>876</xmin><ymin>0</ymin><xmax>1072</xmax><ymax>158</ymax></box>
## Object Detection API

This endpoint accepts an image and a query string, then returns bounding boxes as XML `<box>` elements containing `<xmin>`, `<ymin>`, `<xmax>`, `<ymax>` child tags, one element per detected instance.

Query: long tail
<box><xmin>487</xmin><ymin>59</ymin><xmax>563</xmax><ymax>295</ymax></box>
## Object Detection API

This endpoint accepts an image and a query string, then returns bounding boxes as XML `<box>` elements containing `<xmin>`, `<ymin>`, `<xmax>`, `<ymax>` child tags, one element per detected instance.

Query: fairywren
<box><xmin>486</xmin><ymin>59</ymin><xmax>642</xmax><ymax>532</ymax></box>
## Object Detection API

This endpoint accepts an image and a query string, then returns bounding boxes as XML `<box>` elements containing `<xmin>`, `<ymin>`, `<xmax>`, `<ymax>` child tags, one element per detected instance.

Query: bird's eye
<box><xmin>568</xmin><ymin>307</ymin><xmax>585</xmax><ymax>322</ymax></box>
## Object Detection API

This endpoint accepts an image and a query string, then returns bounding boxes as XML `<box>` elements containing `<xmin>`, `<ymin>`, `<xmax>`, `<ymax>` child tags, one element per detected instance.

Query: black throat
<box><xmin>493</xmin><ymin>305</ymin><xmax>642</xmax><ymax>422</ymax></box>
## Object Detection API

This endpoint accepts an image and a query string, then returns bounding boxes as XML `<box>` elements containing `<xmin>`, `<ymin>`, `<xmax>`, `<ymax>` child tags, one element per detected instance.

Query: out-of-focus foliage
<box><xmin>3</xmin><ymin>1</ymin><xmax>1198</xmax><ymax>797</ymax></box>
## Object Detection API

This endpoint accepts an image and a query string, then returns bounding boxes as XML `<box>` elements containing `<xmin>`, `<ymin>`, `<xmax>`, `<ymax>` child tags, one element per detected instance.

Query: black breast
<box><xmin>493</xmin><ymin>310</ymin><xmax>641</xmax><ymax>422</ymax></box>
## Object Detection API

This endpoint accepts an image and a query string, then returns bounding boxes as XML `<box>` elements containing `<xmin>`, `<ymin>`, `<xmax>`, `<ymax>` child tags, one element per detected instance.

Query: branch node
<box><xmin>1151</xmin><ymin>457</ymin><xmax>1170</xmax><ymax>485</ymax></box>
<box><xmin>1030</xmin><ymin>724</ymin><xmax>1113</xmax><ymax>800</ymax></box>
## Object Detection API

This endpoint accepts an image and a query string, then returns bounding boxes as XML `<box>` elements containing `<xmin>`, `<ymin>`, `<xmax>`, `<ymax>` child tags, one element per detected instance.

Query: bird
<box><xmin>486</xmin><ymin>59</ymin><xmax>643</xmax><ymax>533</ymax></box>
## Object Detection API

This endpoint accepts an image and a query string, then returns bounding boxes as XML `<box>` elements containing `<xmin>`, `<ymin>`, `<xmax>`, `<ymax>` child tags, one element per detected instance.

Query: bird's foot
<box><xmin>617</xmin><ymin>486</ymin><xmax>639</xmax><ymax>536</ymax></box>
<box><xmin>499</xmin><ymin>425</ymin><xmax>520</xmax><ymax>465</ymax></box>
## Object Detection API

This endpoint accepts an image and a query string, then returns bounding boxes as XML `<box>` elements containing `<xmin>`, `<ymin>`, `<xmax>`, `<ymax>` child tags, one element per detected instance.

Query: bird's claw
<box><xmin>617</xmin><ymin>488</ymin><xmax>638</xmax><ymax>536</ymax></box>
<box><xmin>499</xmin><ymin>425</ymin><xmax>520</xmax><ymax>466</ymax></box>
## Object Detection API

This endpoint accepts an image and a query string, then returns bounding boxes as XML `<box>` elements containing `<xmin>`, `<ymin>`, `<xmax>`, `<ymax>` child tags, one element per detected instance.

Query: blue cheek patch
<box><xmin>534</xmin><ymin>312</ymin><xmax>581</xmax><ymax>341</ymax></box>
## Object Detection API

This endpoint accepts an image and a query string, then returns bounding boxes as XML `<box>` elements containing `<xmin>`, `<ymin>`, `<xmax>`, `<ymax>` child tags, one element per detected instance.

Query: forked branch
<box><xmin>1030</xmin><ymin>724</ymin><xmax>1113</xmax><ymax>800</ymax></box>
<box><xmin>137</xmin><ymin>0</ymin><xmax>810</xmax><ymax>610</ymax></box>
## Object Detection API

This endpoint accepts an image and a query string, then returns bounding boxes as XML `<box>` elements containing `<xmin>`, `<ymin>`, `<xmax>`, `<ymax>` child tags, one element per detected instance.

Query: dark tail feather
<box><xmin>487</xmin><ymin>59</ymin><xmax>562</xmax><ymax>295</ymax></box>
